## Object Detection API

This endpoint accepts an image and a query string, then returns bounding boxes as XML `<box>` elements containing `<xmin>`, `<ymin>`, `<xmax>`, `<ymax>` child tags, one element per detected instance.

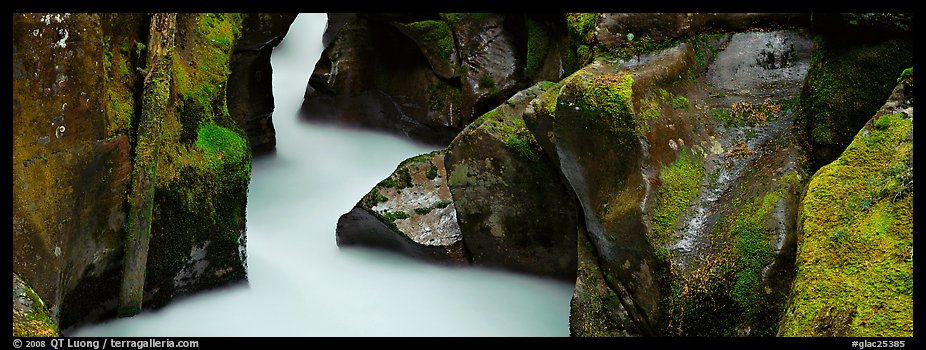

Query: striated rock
<box><xmin>527</xmin><ymin>29</ymin><xmax>813</xmax><ymax>336</ymax></box>
<box><xmin>227</xmin><ymin>13</ymin><xmax>298</xmax><ymax>154</ymax></box>
<box><xmin>13</xmin><ymin>13</ymin><xmax>252</xmax><ymax>331</ymax></box>
<box><xmin>336</xmin><ymin>151</ymin><xmax>468</xmax><ymax>264</ymax></box>
<box><xmin>446</xmin><ymin>83</ymin><xmax>579</xmax><ymax>280</ymax></box>
<box><xmin>13</xmin><ymin>273</ymin><xmax>60</xmax><ymax>337</ymax></box>
<box><xmin>302</xmin><ymin>13</ymin><xmax>575</xmax><ymax>145</ymax></box>
<box><xmin>779</xmin><ymin>78</ymin><xmax>913</xmax><ymax>337</ymax></box>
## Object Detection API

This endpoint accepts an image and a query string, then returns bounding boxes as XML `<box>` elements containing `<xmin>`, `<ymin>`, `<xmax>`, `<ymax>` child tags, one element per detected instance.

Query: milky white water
<box><xmin>70</xmin><ymin>13</ymin><xmax>573</xmax><ymax>337</ymax></box>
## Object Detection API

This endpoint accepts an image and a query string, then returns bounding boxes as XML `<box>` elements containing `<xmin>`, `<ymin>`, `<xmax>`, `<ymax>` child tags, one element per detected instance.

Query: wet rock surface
<box><xmin>302</xmin><ymin>13</ymin><xmax>574</xmax><ymax>145</ymax></box>
<box><xmin>227</xmin><ymin>13</ymin><xmax>298</xmax><ymax>154</ymax></box>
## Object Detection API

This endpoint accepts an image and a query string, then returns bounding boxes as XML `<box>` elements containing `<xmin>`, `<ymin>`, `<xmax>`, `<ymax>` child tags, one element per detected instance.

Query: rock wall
<box><xmin>13</xmin><ymin>13</ymin><xmax>255</xmax><ymax>332</ymax></box>
<box><xmin>226</xmin><ymin>13</ymin><xmax>297</xmax><ymax>154</ymax></box>
<box><xmin>302</xmin><ymin>13</ymin><xmax>572</xmax><ymax>145</ymax></box>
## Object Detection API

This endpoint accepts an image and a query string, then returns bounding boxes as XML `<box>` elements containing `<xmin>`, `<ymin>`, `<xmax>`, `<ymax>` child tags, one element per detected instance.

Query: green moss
<box><xmin>479</xmin><ymin>73</ymin><xmax>496</xmax><ymax>91</ymax></box>
<box><xmin>897</xmin><ymin>67</ymin><xmax>913</xmax><ymax>85</ymax></box>
<box><xmin>566</xmin><ymin>13</ymin><xmax>597</xmax><ymax>44</ymax></box>
<box><xmin>572</xmin><ymin>73</ymin><xmax>638</xmax><ymax>135</ymax></box>
<box><xmin>533</xmin><ymin>82</ymin><xmax>561</xmax><ymax>119</ymax></box>
<box><xmin>672</xmin><ymin>95</ymin><xmax>690</xmax><ymax>110</ymax></box>
<box><xmin>414</xmin><ymin>207</ymin><xmax>432</xmax><ymax>215</ymax></box>
<box><xmin>425</xmin><ymin>164</ymin><xmax>439</xmax><ymax>180</ymax></box>
<box><xmin>434</xmin><ymin>200</ymin><xmax>452</xmax><ymax>209</ymax></box>
<box><xmin>13</xmin><ymin>274</ymin><xmax>60</xmax><ymax>337</ymax></box>
<box><xmin>525</xmin><ymin>18</ymin><xmax>549</xmax><ymax>77</ymax></box>
<box><xmin>781</xmin><ymin>111</ymin><xmax>912</xmax><ymax>336</ymax></box>
<box><xmin>650</xmin><ymin>148</ymin><xmax>705</xmax><ymax>248</ymax></box>
<box><xmin>194</xmin><ymin>122</ymin><xmax>248</xmax><ymax>171</ymax></box>
<box><xmin>362</xmin><ymin>188</ymin><xmax>389</xmax><ymax>208</ymax></box>
<box><xmin>380</xmin><ymin>210</ymin><xmax>411</xmax><ymax>230</ymax></box>
<box><xmin>405</xmin><ymin>20</ymin><xmax>455</xmax><ymax>61</ymax></box>
<box><xmin>800</xmin><ymin>36</ymin><xmax>913</xmax><ymax>166</ymax></box>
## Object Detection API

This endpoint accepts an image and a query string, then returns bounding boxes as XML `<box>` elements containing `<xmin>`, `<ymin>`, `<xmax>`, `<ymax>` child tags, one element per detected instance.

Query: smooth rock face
<box><xmin>13</xmin><ymin>13</ymin><xmax>255</xmax><ymax>331</ymax></box>
<box><xmin>446</xmin><ymin>83</ymin><xmax>579</xmax><ymax>281</ymax></box>
<box><xmin>780</xmin><ymin>80</ymin><xmax>913</xmax><ymax>337</ymax></box>
<box><xmin>227</xmin><ymin>13</ymin><xmax>298</xmax><ymax>154</ymax></box>
<box><xmin>336</xmin><ymin>151</ymin><xmax>469</xmax><ymax>264</ymax></box>
<box><xmin>303</xmin><ymin>13</ymin><xmax>573</xmax><ymax>145</ymax></box>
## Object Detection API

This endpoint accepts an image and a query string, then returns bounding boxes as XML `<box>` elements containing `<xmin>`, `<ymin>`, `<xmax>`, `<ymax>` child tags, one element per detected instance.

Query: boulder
<box><xmin>779</xmin><ymin>77</ymin><xmax>913</xmax><ymax>337</ymax></box>
<box><xmin>336</xmin><ymin>82</ymin><xmax>581</xmax><ymax>280</ymax></box>
<box><xmin>302</xmin><ymin>13</ymin><xmax>574</xmax><ymax>145</ymax></box>
<box><xmin>336</xmin><ymin>151</ymin><xmax>469</xmax><ymax>264</ymax></box>
<box><xmin>446</xmin><ymin>83</ymin><xmax>579</xmax><ymax>280</ymax></box>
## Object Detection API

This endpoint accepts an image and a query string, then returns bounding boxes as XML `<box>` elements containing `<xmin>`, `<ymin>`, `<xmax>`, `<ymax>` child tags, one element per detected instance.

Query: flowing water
<box><xmin>70</xmin><ymin>13</ymin><xmax>573</xmax><ymax>337</ymax></box>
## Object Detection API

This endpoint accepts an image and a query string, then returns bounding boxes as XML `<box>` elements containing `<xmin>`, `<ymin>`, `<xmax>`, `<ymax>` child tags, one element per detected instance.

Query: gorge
<box><xmin>13</xmin><ymin>12</ymin><xmax>913</xmax><ymax>338</ymax></box>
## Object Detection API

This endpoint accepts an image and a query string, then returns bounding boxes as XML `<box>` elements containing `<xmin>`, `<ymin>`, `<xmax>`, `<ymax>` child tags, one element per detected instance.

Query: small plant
<box><xmin>725</xmin><ymin>141</ymin><xmax>753</xmax><ymax>165</ymax></box>
<box><xmin>414</xmin><ymin>207</ymin><xmax>432</xmax><ymax>215</ymax></box>
<box><xmin>672</xmin><ymin>95</ymin><xmax>690</xmax><ymax>110</ymax></box>
<box><xmin>479</xmin><ymin>74</ymin><xmax>496</xmax><ymax>90</ymax></box>
<box><xmin>426</xmin><ymin>165</ymin><xmax>439</xmax><ymax>180</ymax></box>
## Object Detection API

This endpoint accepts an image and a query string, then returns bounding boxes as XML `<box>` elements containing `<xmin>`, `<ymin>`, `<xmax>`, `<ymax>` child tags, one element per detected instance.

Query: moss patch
<box><xmin>799</xmin><ymin>36</ymin><xmax>913</xmax><ymax>166</ymax></box>
<box><xmin>780</xmin><ymin>112</ymin><xmax>912</xmax><ymax>336</ymax></box>
<box><xmin>13</xmin><ymin>274</ymin><xmax>60</xmax><ymax>337</ymax></box>
<box><xmin>404</xmin><ymin>20</ymin><xmax>455</xmax><ymax>61</ymax></box>
<box><xmin>568</xmin><ymin>72</ymin><xmax>636</xmax><ymax>135</ymax></box>
<box><xmin>525</xmin><ymin>18</ymin><xmax>549</xmax><ymax>77</ymax></box>
<box><xmin>650</xmin><ymin>148</ymin><xmax>705</xmax><ymax>249</ymax></box>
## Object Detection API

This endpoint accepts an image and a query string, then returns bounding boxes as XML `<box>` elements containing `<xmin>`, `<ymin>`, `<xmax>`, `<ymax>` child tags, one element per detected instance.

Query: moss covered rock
<box><xmin>13</xmin><ymin>13</ymin><xmax>135</xmax><ymax>329</ymax></box>
<box><xmin>445</xmin><ymin>83</ymin><xmax>579</xmax><ymax>280</ymax></box>
<box><xmin>779</xmin><ymin>78</ymin><xmax>913</xmax><ymax>337</ymax></box>
<box><xmin>336</xmin><ymin>151</ymin><xmax>468</xmax><ymax>263</ymax></box>
<box><xmin>13</xmin><ymin>273</ymin><xmax>60</xmax><ymax>337</ymax></box>
<box><xmin>798</xmin><ymin>34</ymin><xmax>913</xmax><ymax>168</ymax></box>
<box><xmin>527</xmin><ymin>29</ymin><xmax>813</xmax><ymax>336</ymax></box>
<box><xmin>143</xmin><ymin>13</ymin><xmax>250</xmax><ymax>308</ymax></box>
<box><xmin>13</xmin><ymin>13</ymin><xmax>254</xmax><ymax>331</ymax></box>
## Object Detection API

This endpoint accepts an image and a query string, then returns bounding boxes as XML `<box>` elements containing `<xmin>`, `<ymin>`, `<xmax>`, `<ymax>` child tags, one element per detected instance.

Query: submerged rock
<box><xmin>780</xmin><ymin>78</ymin><xmax>913</xmax><ymax>337</ymax></box>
